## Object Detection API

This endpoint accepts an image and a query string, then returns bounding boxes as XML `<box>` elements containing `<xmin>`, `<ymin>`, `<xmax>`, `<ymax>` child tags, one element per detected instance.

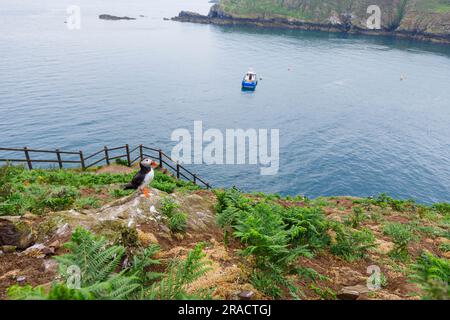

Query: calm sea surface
<box><xmin>1</xmin><ymin>0</ymin><xmax>449</xmax><ymax>203</ymax></box>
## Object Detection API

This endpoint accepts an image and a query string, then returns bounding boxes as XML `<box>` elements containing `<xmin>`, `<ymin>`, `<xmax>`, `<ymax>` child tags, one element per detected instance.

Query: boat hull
<box><xmin>242</xmin><ymin>81</ymin><xmax>257</xmax><ymax>91</ymax></box>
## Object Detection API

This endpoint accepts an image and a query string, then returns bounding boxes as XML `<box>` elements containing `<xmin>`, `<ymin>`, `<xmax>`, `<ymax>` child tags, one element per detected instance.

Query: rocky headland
<box><xmin>172</xmin><ymin>0</ymin><xmax>450</xmax><ymax>44</ymax></box>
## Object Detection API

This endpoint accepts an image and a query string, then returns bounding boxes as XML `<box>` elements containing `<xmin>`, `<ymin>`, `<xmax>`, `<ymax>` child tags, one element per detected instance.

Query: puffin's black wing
<box><xmin>123</xmin><ymin>171</ymin><xmax>146</xmax><ymax>190</ymax></box>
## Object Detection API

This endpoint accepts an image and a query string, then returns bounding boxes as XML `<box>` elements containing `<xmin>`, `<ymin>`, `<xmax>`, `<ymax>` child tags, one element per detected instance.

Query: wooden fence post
<box><xmin>176</xmin><ymin>163</ymin><xmax>180</xmax><ymax>179</ymax></box>
<box><xmin>104</xmin><ymin>146</ymin><xmax>110</xmax><ymax>165</ymax></box>
<box><xmin>24</xmin><ymin>147</ymin><xmax>32</xmax><ymax>170</ymax></box>
<box><xmin>125</xmin><ymin>144</ymin><xmax>131</xmax><ymax>167</ymax></box>
<box><xmin>158</xmin><ymin>149</ymin><xmax>163</xmax><ymax>169</ymax></box>
<box><xmin>139</xmin><ymin>144</ymin><xmax>143</xmax><ymax>161</ymax></box>
<box><xmin>193</xmin><ymin>174</ymin><xmax>197</xmax><ymax>185</ymax></box>
<box><xmin>79</xmin><ymin>151</ymin><xmax>85</xmax><ymax>170</ymax></box>
<box><xmin>56</xmin><ymin>149</ymin><xmax>63</xmax><ymax>169</ymax></box>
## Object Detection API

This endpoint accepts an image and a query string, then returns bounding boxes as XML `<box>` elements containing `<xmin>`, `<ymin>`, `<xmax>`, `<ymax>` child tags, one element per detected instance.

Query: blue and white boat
<box><xmin>241</xmin><ymin>71</ymin><xmax>258</xmax><ymax>91</ymax></box>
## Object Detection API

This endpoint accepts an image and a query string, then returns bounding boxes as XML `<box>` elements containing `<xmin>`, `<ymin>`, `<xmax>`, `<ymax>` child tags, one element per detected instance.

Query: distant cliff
<box><xmin>173</xmin><ymin>0</ymin><xmax>450</xmax><ymax>44</ymax></box>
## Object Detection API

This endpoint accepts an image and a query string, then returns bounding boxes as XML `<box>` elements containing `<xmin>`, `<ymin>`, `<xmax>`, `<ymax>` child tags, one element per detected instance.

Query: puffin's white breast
<box><xmin>142</xmin><ymin>169</ymin><xmax>154</xmax><ymax>187</ymax></box>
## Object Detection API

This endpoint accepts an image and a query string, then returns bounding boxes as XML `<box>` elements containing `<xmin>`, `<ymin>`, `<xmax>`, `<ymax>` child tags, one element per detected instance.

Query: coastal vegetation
<box><xmin>174</xmin><ymin>0</ymin><xmax>450</xmax><ymax>44</ymax></box>
<box><xmin>7</xmin><ymin>228</ymin><xmax>211</xmax><ymax>300</ymax></box>
<box><xmin>0</xmin><ymin>165</ymin><xmax>449</xmax><ymax>300</ymax></box>
<box><xmin>0</xmin><ymin>165</ymin><xmax>199</xmax><ymax>216</ymax></box>
<box><xmin>219</xmin><ymin>0</ymin><xmax>450</xmax><ymax>20</ymax></box>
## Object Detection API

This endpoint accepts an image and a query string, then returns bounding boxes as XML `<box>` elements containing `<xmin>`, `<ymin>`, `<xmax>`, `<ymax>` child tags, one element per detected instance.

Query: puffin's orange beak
<box><xmin>151</xmin><ymin>161</ymin><xmax>159</xmax><ymax>168</ymax></box>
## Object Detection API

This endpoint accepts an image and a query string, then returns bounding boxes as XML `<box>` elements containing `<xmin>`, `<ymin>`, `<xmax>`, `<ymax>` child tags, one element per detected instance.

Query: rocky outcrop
<box><xmin>0</xmin><ymin>218</ymin><xmax>36</xmax><ymax>250</ymax></box>
<box><xmin>172</xmin><ymin>1</ymin><xmax>450</xmax><ymax>44</ymax></box>
<box><xmin>99</xmin><ymin>14</ymin><xmax>136</xmax><ymax>21</ymax></box>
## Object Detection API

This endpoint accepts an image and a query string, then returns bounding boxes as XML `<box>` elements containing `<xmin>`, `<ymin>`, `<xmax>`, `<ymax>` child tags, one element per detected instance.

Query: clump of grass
<box><xmin>330</xmin><ymin>225</ymin><xmax>376</xmax><ymax>261</ymax></box>
<box><xmin>115</xmin><ymin>158</ymin><xmax>129</xmax><ymax>166</ymax></box>
<box><xmin>310</xmin><ymin>197</ymin><xmax>331</xmax><ymax>207</ymax></box>
<box><xmin>296</xmin><ymin>267</ymin><xmax>329</xmax><ymax>283</ymax></box>
<box><xmin>309</xmin><ymin>283</ymin><xmax>337</xmax><ymax>300</ymax></box>
<box><xmin>151</xmin><ymin>172</ymin><xmax>199</xmax><ymax>194</ymax></box>
<box><xmin>160</xmin><ymin>197</ymin><xmax>180</xmax><ymax>216</ymax></box>
<box><xmin>250</xmin><ymin>269</ymin><xmax>284</xmax><ymax>299</ymax></box>
<box><xmin>353</xmin><ymin>198</ymin><xmax>374</xmax><ymax>212</ymax></box>
<box><xmin>151</xmin><ymin>180</ymin><xmax>176</xmax><ymax>193</ymax></box>
<box><xmin>369</xmin><ymin>211</ymin><xmax>384</xmax><ymax>223</ymax></box>
<box><xmin>74</xmin><ymin>197</ymin><xmax>101</xmax><ymax>209</ymax></box>
<box><xmin>409</xmin><ymin>251</ymin><xmax>450</xmax><ymax>300</ymax></box>
<box><xmin>0</xmin><ymin>165</ymin><xmax>14</xmax><ymax>199</ymax></box>
<box><xmin>344</xmin><ymin>206</ymin><xmax>367</xmax><ymax>228</ymax></box>
<box><xmin>439</xmin><ymin>242</ymin><xmax>450</xmax><ymax>253</ymax></box>
<box><xmin>369</xmin><ymin>193</ymin><xmax>415</xmax><ymax>212</ymax></box>
<box><xmin>160</xmin><ymin>197</ymin><xmax>187</xmax><ymax>233</ymax></box>
<box><xmin>168</xmin><ymin>212</ymin><xmax>188</xmax><ymax>233</ymax></box>
<box><xmin>383</xmin><ymin>222</ymin><xmax>414</xmax><ymax>260</ymax></box>
<box><xmin>431</xmin><ymin>203</ymin><xmax>450</xmax><ymax>215</ymax></box>
<box><xmin>414</xmin><ymin>224</ymin><xmax>449</xmax><ymax>239</ymax></box>
<box><xmin>110</xmin><ymin>188</ymin><xmax>133</xmax><ymax>198</ymax></box>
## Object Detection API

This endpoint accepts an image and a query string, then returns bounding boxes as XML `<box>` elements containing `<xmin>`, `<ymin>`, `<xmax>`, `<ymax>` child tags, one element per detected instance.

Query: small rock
<box><xmin>0</xmin><ymin>219</ymin><xmax>36</xmax><ymax>249</ymax></box>
<box><xmin>0</xmin><ymin>269</ymin><xmax>20</xmax><ymax>281</ymax></box>
<box><xmin>137</xmin><ymin>230</ymin><xmax>158</xmax><ymax>245</ymax></box>
<box><xmin>16</xmin><ymin>276</ymin><xmax>27</xmax><ymax>283</ymax></box>
<box><xmin>338</xmin><ymin>284</ymin><xmax>371</xmax><ymax>300</ymax></box>
<box><xmin>1</xmin><ymin>245</ymin><xmax>17</xmax><ymax>253</ymax></box>
<box><xmin>19</xmin><ymin>243</ymin><xmax>54</xmax><ymax>258</ymax></box>
<box><xmin>343</xmin><ymin>284</ymin><xmax>370</xmax><ymax>294</ymax></box>
<box><xmin>23</xmin><ymin>213</ymin><xmax>38</xmax><ymax>220</ymax></box>
<box><xmin>99</xmin><ymin>14</ymin><xmax>136</xmax><ymax>21</ymax></box>
<box><xmin>48</xmin><ymin>240</ymin><xmax>60</xmax><ymax>249</ymax></box>
<box><xmin>337</xmin><ymin>288</ymin><xmax>360</xmax><ymax>300</ymax></box>
<box><xmin>160</xmin><ymin>225</ymin><xmax>171</xmax><ymax>234</ymax></box>
<box><xmin>55</xmin><ymin>223</ymin><xmax>70</xmax><ymax>237</ymax></box>
<box><xmin>122</xmin><ymin>257</ymin><xmax>130</xmax><ymax>269</ymax></box>
<box><xmin>41</xmin><ymin>259</ymin><xmax>58</xmax><ymax>273</ymax></box>
<box><xmin>0</xmin><ymin>250</ymin><xmax>3</xmax><ymax>256</ymax></box>
<box><xmin>330</xmin><ymin>267</ymin><xmax>365</xmax><ymax>286</ymax></box>
<box><xmin>239</xmin><ymin>291</ymin><xmax>254</xmax><ymax>300</ymax></box>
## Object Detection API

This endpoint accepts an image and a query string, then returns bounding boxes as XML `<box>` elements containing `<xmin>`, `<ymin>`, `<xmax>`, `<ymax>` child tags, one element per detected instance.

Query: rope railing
<box><xmin>0</xmin><ymin>145</ymin><xmax>211</xmax><ymax>189</ymax></box>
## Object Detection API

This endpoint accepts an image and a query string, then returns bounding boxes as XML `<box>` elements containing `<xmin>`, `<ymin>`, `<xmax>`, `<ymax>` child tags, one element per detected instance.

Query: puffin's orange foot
<box><xmin>143</xmin><ymin>187</ymin><xmax>150</xmax><ymax>199</ymax></box>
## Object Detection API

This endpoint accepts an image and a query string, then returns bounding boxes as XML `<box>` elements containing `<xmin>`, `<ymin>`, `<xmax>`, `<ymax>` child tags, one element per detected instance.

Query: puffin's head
<box><xmin>140</xmin><ymin>158</ymin><xmax>158</xmax><ymax>170</ymax></box>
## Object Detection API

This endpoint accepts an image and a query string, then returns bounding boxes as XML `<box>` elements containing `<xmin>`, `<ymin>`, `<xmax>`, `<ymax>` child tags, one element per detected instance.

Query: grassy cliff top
<box><xmin>216</xmin><ymin>0</ymin><xmax>450</xmax><ymax>36</ymax></box>
<box><xmin>219</xmin><ymin>0</ymin><xmax>450</xmax><ymax>19</ymax></box>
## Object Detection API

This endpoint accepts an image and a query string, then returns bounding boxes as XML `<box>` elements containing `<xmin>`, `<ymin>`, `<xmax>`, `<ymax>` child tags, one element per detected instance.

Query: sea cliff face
<box><xmin>172</xmin><ymin>0</ymin><xmax>450</xmax><ymax>44</ymax></box>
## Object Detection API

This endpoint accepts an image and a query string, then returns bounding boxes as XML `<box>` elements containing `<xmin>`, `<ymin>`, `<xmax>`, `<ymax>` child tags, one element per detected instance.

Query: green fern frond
<box><xmin>146</xmin><ymin>244</ymin><xmax>211</xmax><ymax>300</ymax></box>
<box><xmin>55</xmin><ymin>227</ymin><xmax>125</xmax><ymax>286</ymax></box>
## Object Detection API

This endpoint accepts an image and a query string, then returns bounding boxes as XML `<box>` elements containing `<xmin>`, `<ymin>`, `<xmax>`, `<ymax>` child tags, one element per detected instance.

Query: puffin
<box><xmin>124</xmin><ymin>158</ymin><xmax>158</xmax><ymax>198</ymax></box>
